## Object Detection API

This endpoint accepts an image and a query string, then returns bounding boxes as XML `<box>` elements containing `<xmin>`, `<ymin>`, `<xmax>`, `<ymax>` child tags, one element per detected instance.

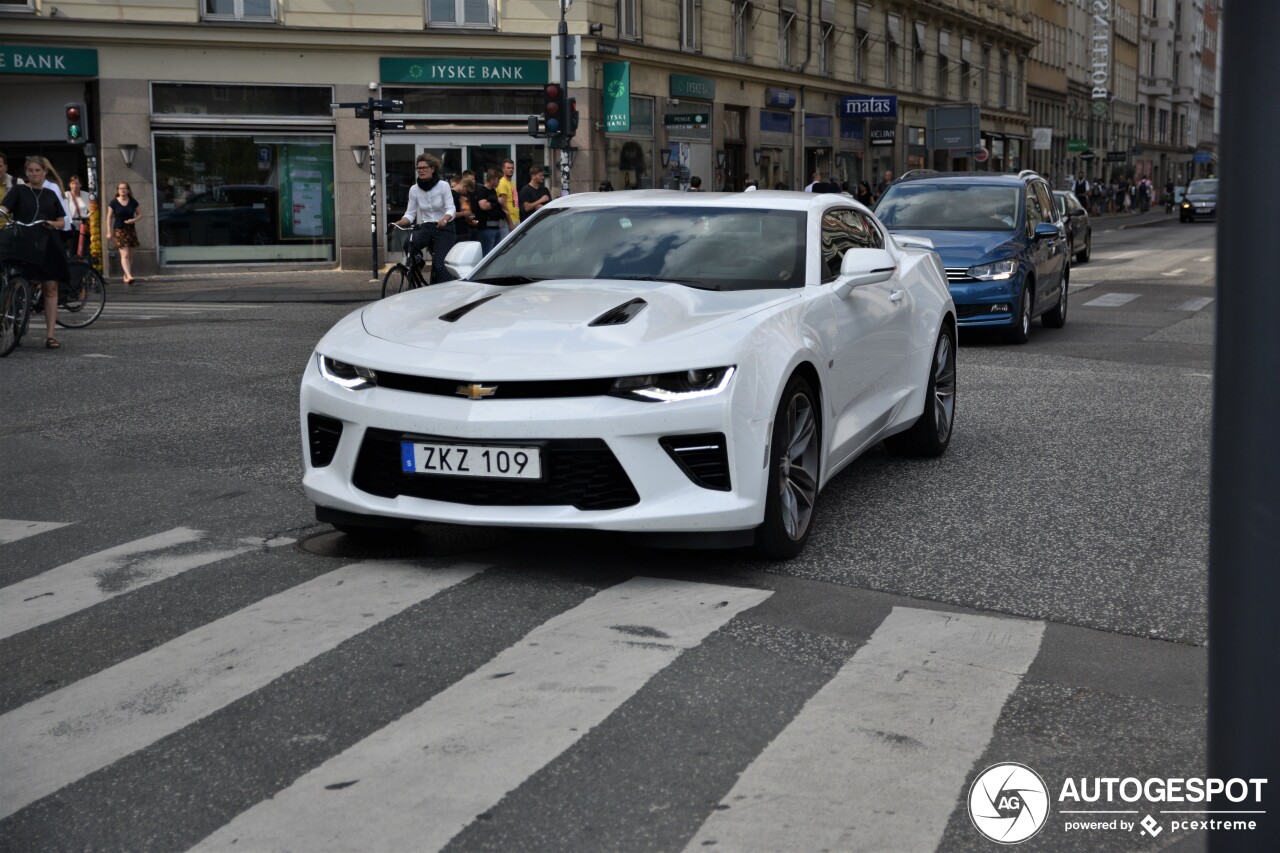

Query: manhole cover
<box><xmin>297</xmin><ymin>523</ymin><xmax>511</xmax><ymax>559</ymax></box>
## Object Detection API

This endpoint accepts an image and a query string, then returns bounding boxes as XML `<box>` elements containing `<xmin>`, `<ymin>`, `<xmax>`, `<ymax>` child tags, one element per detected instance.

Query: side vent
<box><xmin>659</xmin><ymin>433</ymin><xmax>731</xmax><ymax>491</ymax></box>
<box><xmin>308</xmin><ymin>414</ymin><xmax>343</xmax><ymax>468</ymax></box>
<box><xmin>589</xmin><ymin>298</ymin><xmax>648</xmax><ymax>327</ymax></box>
<box><xmin>440</xmin><ymin>294</ymin><xmax>502</xmax><ymax>323</ymax></box>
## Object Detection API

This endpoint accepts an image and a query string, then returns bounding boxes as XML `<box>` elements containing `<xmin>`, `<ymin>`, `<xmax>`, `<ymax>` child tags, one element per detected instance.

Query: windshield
<box><xmin>1187</xmin><ymin>179</ymin><xmax>1218</xmax><ymax>195</ymax></box>
<box><xmin>876</xmin><ymin>184</ymin><xmax>1022</xmax><ymax>231</ymax></box>
<box><xmin>473</xmin><ymin>205</ymin><xmax>808</xmax><ymax>290</ymax></box>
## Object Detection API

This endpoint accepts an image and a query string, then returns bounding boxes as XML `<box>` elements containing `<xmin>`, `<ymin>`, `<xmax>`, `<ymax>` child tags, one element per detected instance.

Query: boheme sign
<box><xmin>0</xmin><ymin>45</ymin><xmax>98</xmax><ymax>76</ymax></box>
<box><xmin>840</xmin><ymin>95</ymin><xmax>897</xmax><ymax>118</ymax></box>
<box><xmin>380</xmin><ymin>58</ymin><xmax>547</xmax><ymax>85</ymax></box>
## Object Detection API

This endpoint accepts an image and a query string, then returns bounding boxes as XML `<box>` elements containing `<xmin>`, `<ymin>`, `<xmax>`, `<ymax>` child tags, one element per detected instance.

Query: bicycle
<box><xmin>26</xmin><ymin>254</ymin><xmax>107</xmax><ymax>330</ymax></box>
<box><xmin>381</xmin><ymin>222</ymin><xmax>430</xmax><ymax>298</ymax></box>
<box><xmin>0</xmin><ymin>260</ymin><xmax>33</xmax><ymax>357</ymax></box>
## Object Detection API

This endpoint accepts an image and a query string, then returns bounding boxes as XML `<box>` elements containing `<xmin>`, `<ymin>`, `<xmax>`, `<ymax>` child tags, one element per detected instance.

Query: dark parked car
<box><xmin>1053</xmin><ymin>190</ymin><xmax>1092</xmax><ymax>263</ymax></box>
<box><xmin>1180</xmin><ymin>178</ymin><xmax>1218</xmax><ymax>222</ymax></box>
<box><xmin>158</xmin><ymin>184</ymin><xmax>278</xmax><ymax>247</ymax></box>
<box><xmin>875</xmin><ymin>170</ymin><xmax>1070</xmax><ymax>343</ymax></box>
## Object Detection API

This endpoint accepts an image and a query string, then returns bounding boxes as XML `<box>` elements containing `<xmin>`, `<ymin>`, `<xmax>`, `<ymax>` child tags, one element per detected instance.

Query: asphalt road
<box><xmin>0</xmin><ymin>216</ymin><xmax>1224</xmax><ymax>852</ymax></box>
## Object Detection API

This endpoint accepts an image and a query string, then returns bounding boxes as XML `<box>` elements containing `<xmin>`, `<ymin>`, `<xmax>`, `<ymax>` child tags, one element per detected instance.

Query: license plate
<box><xmin>401</xmin><ymin>441</ymin><xmax>542</xmax><ymax>479</ymax></box>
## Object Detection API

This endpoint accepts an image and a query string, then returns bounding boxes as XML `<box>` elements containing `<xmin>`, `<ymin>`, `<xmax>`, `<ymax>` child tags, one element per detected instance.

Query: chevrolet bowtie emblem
<box><xmin>456</xmin><ymin>383</ymin><xmax>498</xmax><ymax>399</ymax></box>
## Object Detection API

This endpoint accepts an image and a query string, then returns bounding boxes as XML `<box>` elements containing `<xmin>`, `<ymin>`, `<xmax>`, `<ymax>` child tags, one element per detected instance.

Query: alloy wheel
<box><xmin>777</xmin><ymin>391</ymin><xmax>820</xmax><ymax>540</ymax></box>
<box><xmin>932</xmin><ymin>333</ymin><xmax>957</xmax><ymax>445</ymax></box>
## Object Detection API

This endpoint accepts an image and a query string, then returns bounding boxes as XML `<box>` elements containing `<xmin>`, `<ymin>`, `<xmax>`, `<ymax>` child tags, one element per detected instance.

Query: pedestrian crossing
<box><xmin>100</xmin><ymin>302</ymin><xmax>275</xmax><ymax>321</ymax></box>
<box><xmin>0</xmin><ymin>517</ymin><xmax>1183</xmax><ymax>851</ymax></box>
<box><xmin>1070</xmin><ymin>289</ymin><xmax>1215</xmax><ymax>312</ymax></box>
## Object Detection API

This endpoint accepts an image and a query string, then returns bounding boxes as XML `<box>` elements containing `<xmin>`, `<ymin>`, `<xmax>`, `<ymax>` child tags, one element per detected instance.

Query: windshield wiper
<box><xmin>606</xmin><ymin>275</ymin><xmax>721</xmax><ymax>291</ymax></box>
<box><xmin>471</xmin><ymin>275</ymin><xmax>545</xmax><ymax>285</ymax></box>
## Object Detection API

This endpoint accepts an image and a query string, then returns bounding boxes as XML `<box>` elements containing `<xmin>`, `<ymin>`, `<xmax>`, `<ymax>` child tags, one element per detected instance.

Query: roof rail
<box><xmin>1017</xmin><ymin>169</ymin><xmax>1042</xmax><ymax>180</ymax></box>
<box><xmin>895</xmin><ymin>169</ymin><xmax>942</xmax><ymax>182</ymax></box>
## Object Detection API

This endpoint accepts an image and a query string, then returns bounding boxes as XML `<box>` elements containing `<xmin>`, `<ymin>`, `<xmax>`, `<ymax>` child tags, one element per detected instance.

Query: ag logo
<box><xmin>968</xmin><ymin>762</ymin><xmax>1051</xmax><ymax>844</ymax></box>
<box><xmin>606</xmin><ymin>79</ymin><xmax>627</xmax><ymax>98</ymax></box>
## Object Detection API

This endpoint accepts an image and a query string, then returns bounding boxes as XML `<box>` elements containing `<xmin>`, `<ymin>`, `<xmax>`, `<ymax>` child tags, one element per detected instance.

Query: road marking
<box><xmin>1160</xmin><ymin>268</ymin><xmax>1186</xmax><ymax>277</ymax></box>
<box><xmin>1108</xmin><ymin>250</ymin><xmax>1140</xmax><ymax>259</ymax></box>
<box><xmin>1197</xmin><ymin>255</ymin><xmax>1213</xmax><ymax>262</ymax></box>
<box><xmin>82</xmin><ymin>353</ymin><xmax>116</xmax><ymax>358</ymax></box>
<box><xmin>1176</xmin><ymin>297</ymin><xmax>1215</xmax><ymax>312</ymax></box>
<box><xmin>1082</xmin><ymin>292</ymin><xmax>1139</xmax><ymax>308</ymax></box>
<box><xmin>193</xmin><ymin>577</ymin><xmax>772</xmax><ymax>853</ymax></box>
<box><xmin>0</xmin><ymin>561</ymin><xmax>481</xmax><ymax>820</ymax></box>
<box><xmin>0</xmin><ymin>528</ymin><xmax>249</xmax><ymax>641</ymax></box>
<box><xmin>107</xmin><ymin>303</ymin><xmax>269</xmax><ymax>311</ymax></box>
<box><xmin>684</xmin><ymin>608</ymin><xmax>1045</xmax><ymax>853</ymax></box>
<box><xmin>0</xmin><ymin>519</ymin><xmax>72</xmax><ymax>545</ymax></box>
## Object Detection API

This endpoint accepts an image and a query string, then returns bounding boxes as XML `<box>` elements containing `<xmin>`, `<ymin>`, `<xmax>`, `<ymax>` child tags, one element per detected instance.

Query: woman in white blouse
<box><xmin>394</xmin><ymin>153</ymin><xmax>456</xmax><ymax>284</ymax></box>
<box><xmin>63</xmin><ymin>174</ymin><xmax>91</xmax><ymax>257</ymax></box>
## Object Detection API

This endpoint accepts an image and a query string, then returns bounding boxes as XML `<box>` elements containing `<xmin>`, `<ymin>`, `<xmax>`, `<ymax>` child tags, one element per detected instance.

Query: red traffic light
<box><xmin>544</xmin><ymin>83</ymin><xmax>561</xmax><ymax>116</ymax></box>
<box><xmin>66</xmin><ymin>105</ymin><xmax>81</xmax><ymax>121</ymax></box>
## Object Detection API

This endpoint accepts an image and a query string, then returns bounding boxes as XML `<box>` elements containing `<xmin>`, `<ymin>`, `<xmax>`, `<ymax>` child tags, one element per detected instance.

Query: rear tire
<box><xmin>755</xmin><ymin>375</ymin><xmax>821</xmax><ymax>561</ymax></box>
<box><xmin>1076</xmin><ymin>231</ymin><xmax>1091</xmax><ymax>263</ymax></box>
<box><xmin>381</xmin><ymin>264</ymin><xmax>412</xmax><ymax>299</ymax></box>
<box><xmin>884</xmin><ymin>326</ymin><xmax>957</xmax><ymax>458</ymax></box>
<box><xmin>57</xmin><ymin>268</ymin><xmax>107</xmax><ymax>329</ymax></box>
<box><xmin>1042</xmin><ymin>271</ymin><xmax>1068</xmax><ymax>329</ymax></box>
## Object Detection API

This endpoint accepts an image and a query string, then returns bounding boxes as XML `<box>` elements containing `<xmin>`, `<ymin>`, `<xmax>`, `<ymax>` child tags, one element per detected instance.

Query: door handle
<box><xmin>889</xmin><ymin>290</ymin><xmax>905</xmax><ymax>303</ymax></box>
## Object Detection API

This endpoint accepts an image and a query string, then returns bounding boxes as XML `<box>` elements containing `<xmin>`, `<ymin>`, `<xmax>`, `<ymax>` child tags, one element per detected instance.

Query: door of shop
<box><xmin>383</xmin><ymin>135</ymin><xmax>543</xmax><ymax>253</ymax></box>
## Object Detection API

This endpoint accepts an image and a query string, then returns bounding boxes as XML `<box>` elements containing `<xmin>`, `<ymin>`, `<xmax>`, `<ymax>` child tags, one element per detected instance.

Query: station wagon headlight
<box><xmin>968</xmin><ymin>259</ymin><xmax>1017</xmax><ymax>281</ymax></box>
<box><xmin>319</xmin><ymin>354</ymin><xmax>377</xmax><ymax>390</ymax></box>
<box><xmin>609</xmin><ymin>366</ymin><xmax>736</xmax><ymax>402</ymax></box>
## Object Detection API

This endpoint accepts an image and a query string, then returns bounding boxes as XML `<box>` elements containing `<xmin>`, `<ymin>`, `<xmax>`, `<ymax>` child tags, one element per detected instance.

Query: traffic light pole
<box><xmin>330</xmin><ymin>97</ymin><xmax>404</xmax><ymax>281</ymax></box>
<box><xmin>558</xmin><ymin>2</ymin><xmax>571</xmax><ymax>196</ymax></box>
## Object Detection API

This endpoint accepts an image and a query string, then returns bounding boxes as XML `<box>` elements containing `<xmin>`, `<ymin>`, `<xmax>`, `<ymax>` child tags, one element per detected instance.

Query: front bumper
<box><xmin>944</xmin><ymin>273</ymin><xmax>1022</xmax><ymax>328</ymax></box>
<box><xmin>299</xmin><ymin>356</ymin><xmax>772</xmax><ymax>534</ymax></box>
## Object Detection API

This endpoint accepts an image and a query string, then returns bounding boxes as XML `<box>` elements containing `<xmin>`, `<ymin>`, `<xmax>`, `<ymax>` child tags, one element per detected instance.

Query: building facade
<box><xmin>3</xmin><ymin>0</ymin><xmax>1043</xmax><ymax>276</ymax></box>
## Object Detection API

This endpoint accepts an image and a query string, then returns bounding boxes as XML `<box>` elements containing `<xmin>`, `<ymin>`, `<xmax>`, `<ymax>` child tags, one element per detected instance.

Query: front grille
<box><xmin>945</xmin><ymin>267</ymin><xmax>976</xmax><ymax>283</ymax></box>
<box><xmin>373</xmin><ymin>372</ymin><xmax>615</xmax><ymax>399</ymax></box>
<box><xmin>308</xmin><ymin>414</ymin><xmax>344</xmax><ymax>467</ymax></box>
<box><xmin>353</xmin><ymin>428</ymin><xmax>639</xmax><ymax>510</ymax></box>
<box><xmin>660</xmin><ymin>433</ymin><xmax>731</xmax><ymax>491</ymax></box>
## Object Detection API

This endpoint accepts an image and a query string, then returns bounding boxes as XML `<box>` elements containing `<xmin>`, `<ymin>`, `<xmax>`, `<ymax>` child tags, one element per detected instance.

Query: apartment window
<box><xmin>820</xmin><ymin>23</ymin><xmax>835</xmax><ymax>75</ymax></box>
<box><xmin>912</xmin><ymin>22</ymin><xmax>925</xmax><ymax>92</ymax></box>
<box><xmin>618</xmin><ymin>0</ymin><xmax>640</xmax><ymax>40</ymax></box>
<box><xmin>427</xmin><ymin>0</ymin><xmax>494</xmax><ymax>27</ymax></box>
<box><xmin>1158</xmin><ymin>108</ymin><xmax>1168</xmax><ymax>143</ymax></box>
<box><xmin>203</xmin><ymin>0</ymin><xmax>276</xmax><ymax>21</ymax></box>
<box><xmin>961</xmin><ymin>37</ymin><xmax>972</xmax><ymax>101</ymax></box>
<box><xmin>1016</xmin><ymin>55</ymin><xmax>1025</xmax><ymax>111</ymax></box>
<box><xmin>981</xmin><ymin>46</ymin><xmax>991</xmax><ymax>106</ymax></box>
<box><xmin>679</xmin><ymin>0</ymin><xmax>700</xmax><ymax>51</ymax></box>
<box><xmin>779</xmin><ymin>9</ymin><xmax>797</xmax><ymax>69</ymax></box>
<box><xmin>999</xmin><ymin>52</ymin><xmax>1009</xmax><ymax>109</ymax></box>
<box><xmin>885</xmin><ymin>14</ymin><xmax>900</xmax><ymax>88</ymax></box>
<box><xmin>938</xmin><ymin>31</ymin><xmax>950</xmax><ymax>98</ymax></box>
<box><xmin>732</xmin><ymin>1</ymin><xmax>752</xmax><ymax>60</ymax></box>
<box><xmin>855</xmin><ymin>3</ymin><xmax>871</xmax><ymax>83</ymax></box>
<box><xmin>0</xmin><ymin>0</ymin><xmax>36</xmax><ymax>11</ymax></box>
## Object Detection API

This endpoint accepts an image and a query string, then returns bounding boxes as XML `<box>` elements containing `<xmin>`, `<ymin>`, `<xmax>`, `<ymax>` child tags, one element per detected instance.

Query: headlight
<box><xmin>609</xmin><ymin>366</ymin><xmax>736</xmax><ymax>402</ymax></box>
<box><xmin>1182</xmin><ymin>202</ymin><xmax>1191</xmax><ymax>209</ymax></box>
<box><xmin>318</xmin><ymin>354</ymin><xmax>377</xmax><ymax>390</ymax></box>
<box><xmin>967</xmin><ymin>259</ymin><xmax>1017</xmax><ymax>281</ymax></box>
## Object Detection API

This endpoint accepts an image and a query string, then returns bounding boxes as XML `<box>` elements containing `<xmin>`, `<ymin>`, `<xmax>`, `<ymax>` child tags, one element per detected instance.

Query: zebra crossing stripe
<box><xmin>1082</xmin><ymin>292</ymin><xmax>1139</xmax><ymax>308</ymax></box>
<box><xmin>192</xmin><ymin>576</ymin><xmax>772</xmax><ymax>853</ymax></box>
<box><xmin>684</xmin><ymin>608</ymin><xmax>1045</xmax><ymax>853</ymax></box>
<box><xmin>1176</xmin><ymin>296</ymin><xmax>1215</xmax><ymax>312</ymax></box>
<box><xmin>0</xmin><ymin>561</ymin><xmax>481</xmax><ymax>820</ymax></box>
<box><xmin>0</xmin><ymin>527</ymin><xmax>248</xmax><ymax>641</ymax></box>
<box><xmin>0</xmin><ymin>519</ymin><xmax>72</xmax><ymax>545</ymax></box>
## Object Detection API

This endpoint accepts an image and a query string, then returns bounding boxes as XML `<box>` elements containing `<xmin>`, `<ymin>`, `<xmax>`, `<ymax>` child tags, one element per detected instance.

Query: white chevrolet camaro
<box><xmin>301</xmin><ymin>190</ymin><xmax>956</xmax><ymax>559</ymax></box>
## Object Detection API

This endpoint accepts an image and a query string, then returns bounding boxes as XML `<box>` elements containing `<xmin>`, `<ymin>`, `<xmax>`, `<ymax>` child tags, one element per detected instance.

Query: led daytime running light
<box><xmin>319</xmin><ymin>354</ymin><xmax>377</xmax><ymax>390</ymax></box>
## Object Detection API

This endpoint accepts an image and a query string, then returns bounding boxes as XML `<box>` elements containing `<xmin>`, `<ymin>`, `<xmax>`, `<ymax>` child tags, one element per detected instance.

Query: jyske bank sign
<box><xmin>380</xmin><ymin>58</ymin><xmax>548</xmax><ymax>86</ymax></box>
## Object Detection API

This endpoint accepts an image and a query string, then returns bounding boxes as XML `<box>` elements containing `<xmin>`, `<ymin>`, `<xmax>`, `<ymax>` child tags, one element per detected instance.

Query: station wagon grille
<box><xmin>945</xmin><ymin>268</ymin><xmax>977</xmax><ymax>283</ymax></box>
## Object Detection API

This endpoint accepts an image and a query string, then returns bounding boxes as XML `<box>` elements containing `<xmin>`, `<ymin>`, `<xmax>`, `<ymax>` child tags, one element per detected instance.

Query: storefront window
<box><xmin>152</xmin><ymin>83</ymin><xmax>331</xmax><ymax>118</ymax></box>
<box><xmin>383</xmin><ymin>88</ymin><xmax>541</xmax><ymax>117</ymax></box>
<box><xmin>155</xmin><ymin>133</ymin><xmax>335</xmax><ymax>264</ymax></box>
<box><xmin>606</xmin><ymin>96</ymin><xmax>655</xmax><ymax>190</ymax></box>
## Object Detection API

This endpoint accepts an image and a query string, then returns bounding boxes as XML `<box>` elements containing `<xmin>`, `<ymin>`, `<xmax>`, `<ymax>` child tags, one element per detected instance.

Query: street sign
<box><xmin>1068</xmin><ymin>138</ymin><xmax>1088</xmax><ymax>153</ymax></box>
<box><xmin>1106</xmin><ymin>150</ymin><xmax>1128</xmax><ymax>163</ymax></box>
<box><xmin>1079</xmin><ymin>150</ymin><xmax>1098</xmax><ymax>161</ymax></box>
<box><xmin>925</xmin><ymin>103</ymin><xmax>980</xmax><ymax>151</ymax></box>
<box><xmin>973</xmin><ymin>146</ymin><xmax>989</xmax><ymax>163</ymax></box>
<box><xmin>1193</xmin><ymin>150</ymin><xmax>1213</xmax><ymax>164</ymax></box>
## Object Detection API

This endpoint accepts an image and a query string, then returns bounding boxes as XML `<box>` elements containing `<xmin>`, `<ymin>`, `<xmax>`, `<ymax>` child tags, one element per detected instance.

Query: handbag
<box><xmin>0</xmin><ymin>185</ymin><xmax>52</xmax><ymax>265</ymax></box>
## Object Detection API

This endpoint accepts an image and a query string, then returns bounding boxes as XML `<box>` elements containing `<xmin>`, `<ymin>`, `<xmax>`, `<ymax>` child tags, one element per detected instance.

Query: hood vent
<box><xmin>439</xmin><ymin>294</ymin><xmax>502</xmax><ymax>323</ymax></box>
<box><xmin>589</xmin><ymin>298</ymin><xmax>648</xmax><ymax>327</ymax></box>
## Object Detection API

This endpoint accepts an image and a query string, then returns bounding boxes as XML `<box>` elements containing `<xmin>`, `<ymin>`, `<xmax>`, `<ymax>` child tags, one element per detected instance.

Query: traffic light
<box><xmin>542</xmin><ymin>83</ymin><xmax>565</xmax><ymax>140</ymax></box>
<box><xmin>567</xmin><ymin>97</ymin><xmax>580</xmax><ymax>140</ymax></box>
<box><xmin>65</xmin><ymin>102</ymin><xmax>88</xmax><ymax>144</ymax></box>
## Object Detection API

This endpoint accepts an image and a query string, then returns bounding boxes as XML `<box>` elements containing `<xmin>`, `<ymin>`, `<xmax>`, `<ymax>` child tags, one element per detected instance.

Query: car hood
<box><xmin>884</xmin><ymin>229</ymin><xmax>1023</xmax><ymax>268</ymax></box>
<box><xmin>360</xmin><ymin>279</ymin><xmax>801</xmax><ymax>356</ymax></box>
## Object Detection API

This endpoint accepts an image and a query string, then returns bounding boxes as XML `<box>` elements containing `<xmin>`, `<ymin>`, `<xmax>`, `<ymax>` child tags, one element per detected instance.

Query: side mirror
<box><xmin>833</xmin><ymin>248</ymin><xmax>897</xmax><ymax>298</ymax></box>
<box><xmin>444</xmin><ymin>241</ymin><xmax>485</xmax><ymax>280</ymax></box>
<box><xmin>1034</xmin><ymin>222</ymin><xmax>1060</xmax><ymax>240</ymax></box>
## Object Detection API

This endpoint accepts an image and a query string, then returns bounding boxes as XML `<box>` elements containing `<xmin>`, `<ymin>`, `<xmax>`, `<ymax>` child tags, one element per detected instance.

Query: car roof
<box><xmin>888</xmin><ymin>173</ymin><xmax>1042</xmax><ymax>189</ymax></box>
<box><xmin>542</xmin><ymin>189</ymin><xmax>867</xmax><ymax>214</ymax></box>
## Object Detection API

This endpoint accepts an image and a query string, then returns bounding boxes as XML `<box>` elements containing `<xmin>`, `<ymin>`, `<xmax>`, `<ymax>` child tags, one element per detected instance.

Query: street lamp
<box><xmin>660</xmin><ymin>148</ymin><xmax>671</xmax><ymax>169</ymax></box>
<box><xmin>716</xmin><ymin>149</ymin><xmax>726</xmax><ymax>169</ymax></box>
<box><xmin>351</xmin><ymin>145</ymin><xmax>366</xmax><ymax>168</ymax></box>
<box><xmin>119</xmin><ymin>144</ymin><xmax>138</xmax><ymax>168</ymax></box>
<box><xmin>753</xmin><ymin>147</ymin><xmax>762</xmax><ymax>165</ymax></box>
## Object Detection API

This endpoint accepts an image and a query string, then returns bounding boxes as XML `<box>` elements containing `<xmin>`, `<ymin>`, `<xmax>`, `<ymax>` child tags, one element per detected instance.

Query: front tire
<box><xmin>1005</xmin><ymin>282</ymin><xmax>1033</xmax><ymax>344</ymax></box>
<box><xmin>381</xmin><ymin>264</ymin><xmax>412</xmax><ymax>299</ymax></box>
<box><xmin>884</xmin><ymin>326</ymin><xmax>957</xmax><ymax>457</ymax></box>
<box><xmin>755</xmin><ymin>375</ymin><xmax>821</xmax><ymax>561</ymax></box>
<box><xmin>57</xmin><ymin>268</ymin><xmax>107</xmax><ymax>329</ymax></box>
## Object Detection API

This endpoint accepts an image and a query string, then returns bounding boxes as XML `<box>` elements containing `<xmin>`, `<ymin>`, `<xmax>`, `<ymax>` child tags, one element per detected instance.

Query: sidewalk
<box><xmin>106</xmin><ymin>267</ymin><xmax>385</xmax><ymax>304</ymax></box>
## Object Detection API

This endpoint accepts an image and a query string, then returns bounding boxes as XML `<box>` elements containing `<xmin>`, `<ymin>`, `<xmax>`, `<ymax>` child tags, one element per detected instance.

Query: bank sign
<box><xmin>840</xmin><ymin>95</ymin><xmax>897</xmax><ymax>118</ymax></box>
<box><xmin>380</xmin><ymin>58</ymin><xmax>547</xmax><ymax>85</ymax></box>
<box><xmin>0</xmin><ymin>45</ymin><xmax>98</xmax><ymax>76</ymax></box>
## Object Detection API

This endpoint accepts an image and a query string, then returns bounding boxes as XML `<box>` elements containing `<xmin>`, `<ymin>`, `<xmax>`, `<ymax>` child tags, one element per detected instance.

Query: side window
<box><xmin>820</xmin><ymin>211</ymin><xmax>852</xmax><ymax>281</ymax></box>
<box><xmin>1024</xmin><ymin>187</ymin><xmax>1042</xmax><ymax>237</ymax></box>
<box><xmin>856</xmin><ymin>213</ymin><xmax>885</xmax><ymax>249</ymax></box>
<box><xmin>1033</xmin><ymin>182</ymin><xmax>1056</xmax><ymax>223</ymax></box>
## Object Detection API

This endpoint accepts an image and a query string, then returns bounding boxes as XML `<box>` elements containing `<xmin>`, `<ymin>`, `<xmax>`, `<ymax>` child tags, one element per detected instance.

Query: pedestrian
<box><xmin>688</xmin><ymin>176</ymin><xmax>704</xmax><ymax>191</ymax></box>
<box><xmin>875</xmin><ymin>169</ymin><xmax>894</xmax><ymax>198</ymax></box>
<box><xmin>108</xmin><ymin>181</ymin><xmax>142</xmax><ymax>284</ymax></box>
<box><xmin>855</xmin><ymin>180</ymin><xmax>875</xmax><ymax>207</ymax></box>
<box><xmin>452</xmin><ymin>174</ymin><xmax>479</xmax><ymax>243</ymax></box>
<box><xmin>473</xmin><ymin>168</ymin><xmax>504</xmax><ymax>256</ymax></box>
<box><xmin>1138</xmin><ymin>176</ymin><xmax>1151</xmax><ymax>213</ymax></box>
<box><xmin>0</xmin><ymin>151</ymin><xmax>13</xmax><ymax>194</ymax></box>
<box><xmin>63</xmin><ymin>174</ymin><xmax>91</xmax><ymax>257</ymax></box>
<box><xmin>597</xmin><ymin>180</ymin><xmax>614</xmax><ymax>192</ymax></box>
<box><xmin>1073</xmin><ymin>172</ymin><xmax>1090</xmax><ymax>200</ymax></box>
<box><xmin>803</xmin><ymin>170</ymin><xmax>822</xmax><ymax>192</ymax></box>
<box><xmin>497</xmin><ymin>158</ymin><xmax>518</xmax><ymax>236</ymax></box>
<box><xmin>519</xmin><ymin>165</ymin><xmax>552</xmax><ymax>219</ymax></box>
<box><xmin>0</xmin><ymin>156</ymin><xmax>68</xmax><ymax>349</ymax></box>
<box><xmin>743</xmin><ymin>180</ymin><xmax>758</xmax><ymax>191</ymax></box>
<box><xmin>393</xmin><ymin>152</ymin><xmax>457</xmax><ymax>284</ymax></box>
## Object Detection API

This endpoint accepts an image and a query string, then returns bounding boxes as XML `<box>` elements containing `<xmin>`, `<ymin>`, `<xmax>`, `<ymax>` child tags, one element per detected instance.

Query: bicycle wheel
<box><xmin>57</xmin><ymin>267</ymin><xmax>107</xmax><ymax>329</ymax></box>
<box><xmin>1</xmin><ymin>273</ymin><xmax>29</xmax><ymax>357</ymax></box>
<box><xmin>381</xmin><ymin>264</ymin><xmax>414</xmax><ymax>298</ymax></box>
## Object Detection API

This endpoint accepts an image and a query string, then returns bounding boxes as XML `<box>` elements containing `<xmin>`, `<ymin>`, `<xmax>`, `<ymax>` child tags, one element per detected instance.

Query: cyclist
<box><xmin>0</xmin><ymin>156</ymin><xmax>68</xmax><ymax>349</ymax></box>
<box><xmin>393</xmin><ymin>153</ymin><xmax>456</xmax><ymax>285</ymax></box>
